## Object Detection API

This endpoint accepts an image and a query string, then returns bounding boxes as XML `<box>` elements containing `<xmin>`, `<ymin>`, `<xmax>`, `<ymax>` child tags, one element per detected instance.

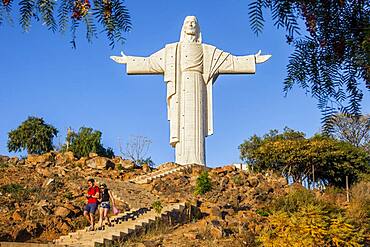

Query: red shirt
<box><xmin>87</xmin><ymin>186</ymin><xmax>99</xmax><ymax>204</ymax></box>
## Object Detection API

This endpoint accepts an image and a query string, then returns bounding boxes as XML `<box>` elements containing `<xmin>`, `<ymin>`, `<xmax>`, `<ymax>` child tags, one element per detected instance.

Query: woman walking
<box><xmin>97</xmin><ymin>183</ymin><xmax>116</xmax><ymax>229</ymax></box>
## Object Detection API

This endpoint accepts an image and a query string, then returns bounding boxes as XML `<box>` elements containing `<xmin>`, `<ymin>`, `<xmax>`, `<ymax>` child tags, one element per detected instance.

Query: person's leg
<box><xmin>103</xmin><ymin>208</ymin><xmax>111</xmax><ymax>226</ymax></box>
<box><xmin>89</xmin><ymin>203</ymin><xmax>97</xmax><ymax>230</ymax></box>
<box><xmin>98</xmin><ymin>207</ymin><xmax>104</xmax><ymax>228</ymax></box>
<box><xmin>83</xmin><ymin>210</ymin><xmax>89</xmax><ymax>222</ymax></box>
<box><xmin>83</xmin><ymin>204</ymin><xmax>91</xmax><ymax>223</ymax></box>
<box><xmin>89</xmin><ymin>213</ymin><xmax>94</xmax><ymax>228</ymax></box>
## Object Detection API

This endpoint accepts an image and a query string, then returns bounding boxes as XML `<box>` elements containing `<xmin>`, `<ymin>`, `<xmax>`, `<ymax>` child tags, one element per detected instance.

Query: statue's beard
<box><xmin>184</xmin><ymin>28</ymin><xmax>197</xmax><ymax>35</ymax></box>
<box><xmin>183</xmin><ymin>31</ymin><xmax>198</xmax><ymax>43</ymax></box>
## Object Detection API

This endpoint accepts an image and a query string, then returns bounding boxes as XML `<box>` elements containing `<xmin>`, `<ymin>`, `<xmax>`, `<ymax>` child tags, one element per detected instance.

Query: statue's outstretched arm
<box><xmin>110</xmin><ymin>49</ymin><xmax>165</xmax><ymax>75</ymax></box>
<box><xmin>110</xmin><ymin>51</ymin><xmax>128</xmax><ymax>64</ymax></box>
<box><xmin>254</xmin><ymin>50</ymin><xmax>272</xmax><ymax>64</ymax></box>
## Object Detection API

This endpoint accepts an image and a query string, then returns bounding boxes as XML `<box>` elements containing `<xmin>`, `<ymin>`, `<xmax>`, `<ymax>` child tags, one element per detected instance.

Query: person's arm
<box><xmin>108</xmin><ymin>190</ymin><xmax>115</xmax><ymax>207</ymax></box>
<box><xmin>91</xmin><ymin>187</ymin><xmax>100</xmax><ymax>199</ymax></box>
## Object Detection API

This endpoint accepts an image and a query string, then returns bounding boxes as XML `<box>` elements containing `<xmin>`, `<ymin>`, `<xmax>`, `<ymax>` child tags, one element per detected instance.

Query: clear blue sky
<box><xmin>1</xmin><ymin>0</ymin><xmax>369</xmax><ymax>166</ymax></box>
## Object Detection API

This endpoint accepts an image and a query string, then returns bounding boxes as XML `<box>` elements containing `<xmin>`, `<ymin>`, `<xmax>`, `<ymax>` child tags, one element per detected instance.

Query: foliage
<box><xmin>194</xmin><ymin>170</ymin><xmax>212</xmax><ymax>195</ymax></box>
<box><xmin>259</xmin><ymin>187</ymin><xmax>368</xmax><ymax>246</ymax></box>
<box><xmin>63</xmin><ymin>126</ymin><xmax>114</xmax><ymax>159</ymax></box>
<box><xmin>137</xmin><ymin>157</ymin><xmax>155</xmax><ymax>167</ymax></box>
<box><xmin>271</xmin><ymin>186</ymin><xmax>320</xmax><ymax>214</ymax></box>
<box><xmin>0</xmin><ymin>183</ymin><xmax>32</xmax><ymax>201</ymax></box>
<box><xmin>119</xmin><ymin>136</ymin><xmax>152</xmax><ymax>167</ymax></box>
<box><xmin>331</xmin><ymin>113</ymin><xmax>370</xmax><ymax>149</ymax></box>
<box><xmin>117</xmin><ymin>163</ymin><xmax>123</xmax><ymax>171</ymax></box>
<box><xmin>259</xmin><ymin>205</ymin><xmax>367</xmax><ymax>246</ymax></box>
<box><xmin>151</xmin><ymin>200</ymin><xmax>163</xmax><ymax>214</ymax></box>
<box><xmin>346</xmin><ymin>180</ymin><xmax>370</xmax><ymax>226</ymax></box>
<box><xmin>239</xmin><ymin>128</ymin><xmax>370</xmax><ymax>187</ymax></box>
<box><xmin>0</xmin><ymin>162</ymin><xmax>8</xmax><ymax>169</ymax></box>
<box><xmin>249</xmin><ymin>0</ymin><xmax>369</xmax><ymax>132</ymax></box>
<box><xmin>0</xmin><ymin>0</ymin><xmax>131</xmax><ymax>48</ymax></box>
<box><xmin>7</xmin><ymin>116</ymin><xmax>58</xmax><ymax>154</ymax></box>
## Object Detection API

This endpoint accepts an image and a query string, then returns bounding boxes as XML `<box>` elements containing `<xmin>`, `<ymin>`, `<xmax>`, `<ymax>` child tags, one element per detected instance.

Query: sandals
<box><xmin>86</xmin><ymin>225</ymin><xmax>94</xmax><ymax>231</ymax></box>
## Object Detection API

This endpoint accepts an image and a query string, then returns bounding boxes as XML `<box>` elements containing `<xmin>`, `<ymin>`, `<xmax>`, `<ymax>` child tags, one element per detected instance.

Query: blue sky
<box><xmin>0</xmin><ymin>0</ymin><xmax>369</xmax><ymax>166</ymax></box>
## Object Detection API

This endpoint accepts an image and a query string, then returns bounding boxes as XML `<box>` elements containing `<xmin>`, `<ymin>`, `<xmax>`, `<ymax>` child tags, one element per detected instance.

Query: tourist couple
<box><xmin>84</xmin><ymin>178</ymin><xmax>117</xmax><ymax>231</ymax></box>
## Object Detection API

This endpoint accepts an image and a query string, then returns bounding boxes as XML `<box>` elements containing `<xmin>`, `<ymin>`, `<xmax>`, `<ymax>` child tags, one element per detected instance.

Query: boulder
<box><xmin>54</xmin><ymin>206</ymin><xmax>72</xmax><ymax>218</ymax></box>
<box><xmin>26</xmin><ymin>153</ymin><xmax>53</xmax><ymax>165</ymax></box>
<box><xmin>122</xmin><ymin>159</ymin><xmax>135</xmax><ymax>169</ymax></box>
<box><xmin>55</xmin><ymin>151</ymin><xmax>75</xmax><ymax>165</ymax></box>
<box><xmin>8</xmin><ymin>157</ymin><xmax>19</xmax><ymax>164</ymax></box>
<box><xmin>12</xmin><ymin>210</ymin><xmax>23</xmax><ymax>221</ymax></box>
<box><xmin>88</xmin><ymin>152</ymin><xmax>98</xmax><ymax>158</ymax></box>
<box><xmin>247</xmin><ymin>177</ymin><xmax>259</xmax><ymax>187</ymax></box>
<box><xmin>183</xmin><ymin>232</ymin><xmax>200</xmax><ymax>240</ymax></box>
<box><xmin>36</xmin><ymin>166</ymin><xmax>52</xmax><ymax>177</ymax></box>
<box><xmin>75</xmin><ymin>157</ymin><xmax>88</xmax><ymax>167</ymax></box>
<box><xmin>209</xmin><ymin>220</ymin><xmax>223</xmax><ymax>239</ymax></box>
<box><xmin>86</xmin><ymin>157</ymin><xmax>115</xmax><ymax>170</ymax></box>
<box><xmin>0</xmin><ymin>155</ymin><xmax>9</xmax><ymax>163</ymax></box>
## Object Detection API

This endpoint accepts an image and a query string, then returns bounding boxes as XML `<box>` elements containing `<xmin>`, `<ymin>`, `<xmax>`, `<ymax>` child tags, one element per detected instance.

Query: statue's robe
<box><xmin>125</xmin><ymin>42</ymin><xmax>256</xmax><ymax>165</ymax></box>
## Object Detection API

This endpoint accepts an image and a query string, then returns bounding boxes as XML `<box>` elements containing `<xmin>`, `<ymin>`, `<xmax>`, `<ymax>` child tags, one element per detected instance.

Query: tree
<box><xmin>331</xmin><ymin>113</ymin><xmax>370</xmax><ymax>148</ymax></box>
<box><xmin>8</xmin><ymin>116</ymin><xmax>58</xmax><ymax>154</ymax></box>
<box><xmin>249</xmin><ymin>1</ymin><xmax>369</xmax><ymax>132</ymax></box>
<box><xmin>119</xmin><ymin>135</ymin><xmax>152</xmax><ymax>166</ymax></box>
<box><xmin>64</xmin><ymin>126</ymin><xmax>114</xmax><ymax>158</ymax></box>
<box><xmin>0</xmin><ymin>0</ymin><xmax>131</xmax><ymax>48</ymax></box>
<box><xmin>239</xmin><ymin>128</ymin><xmax>370</xmax><ymax>187</ymax></box>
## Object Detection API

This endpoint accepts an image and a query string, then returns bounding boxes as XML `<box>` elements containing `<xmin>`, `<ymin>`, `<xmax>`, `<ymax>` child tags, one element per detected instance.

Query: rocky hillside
<box><xmin>0</xmin><ymin>152</ymin><xmax>142</xmax><ymax>242</ymax></box>
<box><xmin>1</xmin><ymin>152</ymin><xmax>367</xmax><ymax>246</ymax></box>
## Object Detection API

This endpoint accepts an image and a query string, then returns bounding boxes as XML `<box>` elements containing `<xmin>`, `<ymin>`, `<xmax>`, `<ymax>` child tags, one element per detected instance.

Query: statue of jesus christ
<box><xmin>111</xmin><ymin>16</ymin><xmax>271</xmax><ymax>166</ymax></box>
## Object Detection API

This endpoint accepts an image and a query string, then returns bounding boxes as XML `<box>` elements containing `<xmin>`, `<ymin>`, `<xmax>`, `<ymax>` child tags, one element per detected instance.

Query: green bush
<box><xmin>0</xmin><ymin>183</ymin><xmax>30</xmax><ymax>201</ymax></box>
<box><xmin>8</xmin><ymin>116</ymin><xmax>58</xmax><ymax>154</ymax></box>
<box><xmin>63</xmin><ymin>127</ymin><xmax>114</xmax><ymax>159</ymax></box>
<box><xmin>0</xmin><ymin>162</ymin><xmax>8</xmax><ymax>169</ymax></box>
<box><xmin>194</xmin><ymin>170</ymin><xmax>212</xmax><ymax>195</ymax></box>
<box><xmin>152</xmin><ymin>200</ymin><xmax>163</xmax><ymax>214</ymax></box>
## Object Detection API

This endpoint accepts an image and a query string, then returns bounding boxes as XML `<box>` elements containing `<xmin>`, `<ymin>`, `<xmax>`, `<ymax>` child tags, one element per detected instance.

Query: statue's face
<box><xmin>183</xmin><ymin>16</ymin><xmax>198</xmax><ymax>36</ymax></box>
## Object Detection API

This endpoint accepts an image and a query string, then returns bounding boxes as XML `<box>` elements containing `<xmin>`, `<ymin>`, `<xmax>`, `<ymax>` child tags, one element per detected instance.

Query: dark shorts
<box><xmin>84</xmin><ymin>203</ymin><xmax>98</xmax><ymax>214</ymax></box>
<box><xmin>100</xmin><ymin>201</ymin><xmax>110</xmax><ymax>209</ymax></box>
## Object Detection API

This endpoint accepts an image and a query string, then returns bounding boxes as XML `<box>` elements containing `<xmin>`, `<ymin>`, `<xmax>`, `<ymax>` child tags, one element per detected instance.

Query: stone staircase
<box><xmin>129</xmin><ymin>164</ymin><xmax>196</xmax><ymax>184</ymax></box>
<box><xmin>96</xmin><ymin>179</ymin><xmax>157</xmax><ymax>209</ymax></box>
<box><xmin>55</xmin><ymin>202</ymin><xmax>187</xmax><ymax>247</ymax></box>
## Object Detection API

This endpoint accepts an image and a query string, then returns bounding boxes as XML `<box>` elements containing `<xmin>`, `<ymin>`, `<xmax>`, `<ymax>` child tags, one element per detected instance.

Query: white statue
<box><xmin>111</xmin><ymin>16</ymin><xmax>271</xmax><ymax>166</ymax></box>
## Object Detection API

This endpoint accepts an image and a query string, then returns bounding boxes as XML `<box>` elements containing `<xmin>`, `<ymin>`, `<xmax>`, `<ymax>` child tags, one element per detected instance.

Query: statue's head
<box><xmin>180</xmin><ymin>16</ymin><xmax>202</xmax><ymax>43</ymax></box>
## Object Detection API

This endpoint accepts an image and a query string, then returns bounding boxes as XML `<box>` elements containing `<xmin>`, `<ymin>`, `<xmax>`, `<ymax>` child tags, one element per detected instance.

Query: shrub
<box><xmin>259</xmin><ymin>204</ymin><xmax>367</xmax><ymax>246</ymax></box>
<box><xmin>8</xmin><ymin>116</ymin><xmax>58</xmax><ymax>154</ymax></box>
<box><xmin>194</xmin><ymin>170</ymin><xmax>212</xmax><ymax>195</ymax></box>
<box><xmin>346</xmin><ymin>180</ymin><xmax>370</xmax><ymax>225</ymax></box>
<box><xmin>272</xmin><ymin>186</ymin><xmax>317</xmax><ymax>214</ymax></box>
<box><xmin>0</xmin><ymin>183</ymin><xmax>30</xmax><ymax>201</ymax></box>
<box><xmin>63</xmin><ymin>127</ymin><xmax>114</xmax><ymax>159</ymax></box>
<box><xmin>152</xmin><ymin>200</ymin><xmax>163</xmax><ymax>214</ymax></box>
<box><xmin>0</xmin><ymin>162</ymin><xmax>8</xmax><ymax>169</ymax></box>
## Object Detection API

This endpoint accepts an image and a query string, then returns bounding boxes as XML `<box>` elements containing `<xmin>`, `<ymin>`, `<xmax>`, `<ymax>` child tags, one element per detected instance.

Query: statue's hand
<box><xmin>255</xmin><ymin>50</ymin><xmax>272</xmax><ymax>64</ymax></box>
<box><xmin>110</xmin><ymin>51</ymin><xmax>128</xmax><ymax>64</ymax></box>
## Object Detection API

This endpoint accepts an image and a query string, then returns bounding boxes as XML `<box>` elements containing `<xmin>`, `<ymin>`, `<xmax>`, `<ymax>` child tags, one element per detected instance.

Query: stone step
<box><xmin>90</xmin><ymin>204</ymin><xmax>184</xmax><ymax>245</ymax></box>
<box><xmin>129</xmin><ymin>164</ymin><xmax>195</xmax><ymax>184</ymax></box>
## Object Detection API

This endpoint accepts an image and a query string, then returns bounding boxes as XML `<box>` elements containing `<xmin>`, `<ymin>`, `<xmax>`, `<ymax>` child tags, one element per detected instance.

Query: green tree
<box><xmin>239</xmin><ymin>128</ymin><xmax>370</xmax><ymax>187</ymax></box>
<box><xmin>8</xmin><ymin>116</ymin><xmax>58</xmax><ymax>154</ymax></box>
<box><xmin>0</xmin><ymin>0</ymin><xmax>131</xmax><ymax>48</ymax></box>
<box><xmin>249</xmin><ymin>1</ymin><xmax>369</xmax><ymax>131</ymax></box>
<box><xmin>64</xmin><ymin>126</ymin><xmax>114</xmax><ymax>158</ymax></box>
<box><xmin>194</xmin><ymin>170</ymin><xmax>212</xmax><ymax>195</ymax></box>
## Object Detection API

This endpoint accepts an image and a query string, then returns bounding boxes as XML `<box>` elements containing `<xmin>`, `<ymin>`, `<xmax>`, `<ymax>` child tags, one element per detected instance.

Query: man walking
<box><xmin>83</xmin><ymin>178</ymin><xmax>100</xmax><ymax>231</ymax></box>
